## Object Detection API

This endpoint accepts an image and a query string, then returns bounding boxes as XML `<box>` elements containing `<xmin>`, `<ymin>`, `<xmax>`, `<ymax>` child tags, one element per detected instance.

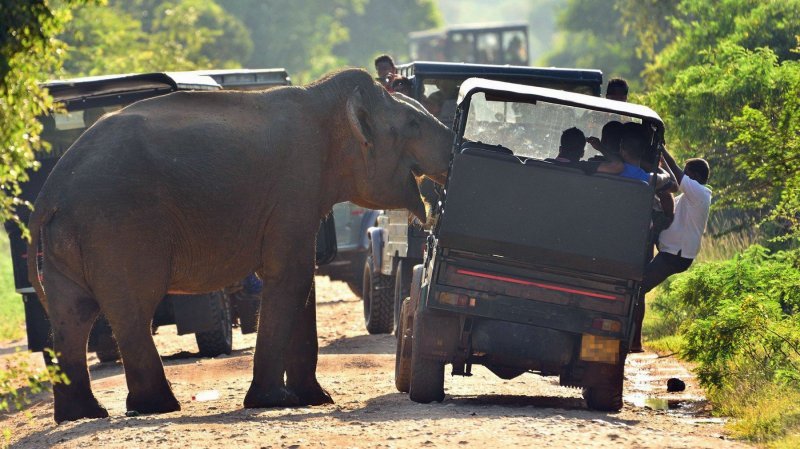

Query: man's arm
<box><xmin>661</xmin><ymin>145</ymin><xmax>684</xmax><ymax>184</ymax></box>
<box><xmin>586</xmin><ymin>136</ymin><xmax>624</xmax><ymax>174</ymax></box>
<box><xmin>657</xmin><ymin>158</ymin><xmax>679</xmax><ymax>193</ymax></box>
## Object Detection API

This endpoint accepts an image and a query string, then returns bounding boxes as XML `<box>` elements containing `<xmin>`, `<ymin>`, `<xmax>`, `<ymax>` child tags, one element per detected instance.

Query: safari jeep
<box><xmin>395</xmin><ymin>78</ymin><xmax>664</xmax><ymax>411</ymax></box>
<box><xmin>359</xmin><ymin>61</ymin><xmax>603</xmax><ymax>335</ymax></box>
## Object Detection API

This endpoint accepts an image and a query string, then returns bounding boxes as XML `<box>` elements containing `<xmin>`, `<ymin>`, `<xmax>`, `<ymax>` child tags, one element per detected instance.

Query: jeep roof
<box><xmin>457</xmin><ymin>77</ymin><xmax>663</xmax><ymax>127</ymax></box>
<box><xmin>398</xmin><ymin>61</ymin><xmax>603</xmax><ymax>96</ymax></box>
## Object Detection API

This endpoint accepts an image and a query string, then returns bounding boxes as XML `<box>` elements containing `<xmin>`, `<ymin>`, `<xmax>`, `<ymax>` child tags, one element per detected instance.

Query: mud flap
<box><xmin>413</xmin><ymin>308</ymin><xmax>461</xmax><ymax>361</ymax></box>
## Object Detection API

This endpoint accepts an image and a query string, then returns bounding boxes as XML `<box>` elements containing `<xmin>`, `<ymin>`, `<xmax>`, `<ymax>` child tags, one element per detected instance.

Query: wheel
<box><xmin>409</xmin><ymin>314</ymin><xmax>445</xmax><ymax>403</ymax></box>
<box><xmin>362</xmin><ymin>253</ymin><xmax>395</xmax><ymax>334</ymax></box>
<box><xmin>394</xmin><ymin>298</ymin><xmax>413</xmax><ymax>393</ymax></box>
<box><xmin>582</xmin><ymin>366</ymin><xmax>624</xmax><ymax>412</ymax></box>
<box><xmin>195</xmin><ymin>291</ymin><xmax>233</xmax><ymax>357</ymax></box>
<box><xmin>345</xmin><ymin>251</ymin><xmax>367</xmax><ymax>297</ymax></box>
<box><xmin>90</xmin><ymin>316</ymin><xmax>120</xmax><ymax>362</ymax></box>
<box><xmin>393</xmin><ymin>260</ymin><xmax>413</xmax><ymax>334</ymax></box>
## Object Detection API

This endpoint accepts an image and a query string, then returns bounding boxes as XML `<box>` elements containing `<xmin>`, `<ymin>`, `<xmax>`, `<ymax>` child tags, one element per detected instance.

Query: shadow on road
<box><xmin>319</xmin><ymin>334</ymin><xmax>394</xmax><ymax>355</ymax></box>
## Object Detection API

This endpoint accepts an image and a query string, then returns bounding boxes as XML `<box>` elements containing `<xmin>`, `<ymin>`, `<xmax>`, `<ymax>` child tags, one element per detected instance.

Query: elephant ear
<box><xmin>346</xmin><ymin>86</ymin><xmax>376</xmax><ymax>178</ymax></box>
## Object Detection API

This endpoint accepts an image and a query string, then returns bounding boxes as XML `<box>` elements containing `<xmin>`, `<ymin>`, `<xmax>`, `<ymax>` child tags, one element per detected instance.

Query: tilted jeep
<box><xmin>395</xmin><ymin>78</ymin><xmax>664</xmax><ymax>411</ymax></box>
<box><xmin>360</xmin><ymin>61</ymin><xmax>604</xmax><ymax>335</ymax></box>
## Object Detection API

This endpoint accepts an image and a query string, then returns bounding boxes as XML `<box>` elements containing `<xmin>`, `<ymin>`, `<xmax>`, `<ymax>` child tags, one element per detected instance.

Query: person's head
<box><xmin>606</xmin><ymin>78</ymin><xmax>628</xmax><ymax>102</ymax></box>
<box><xmin>684</xmin><ymin>158</ymin><xmax>710</xmax><ymax>184</ymax></box>
<box><xmin>374</xmin><ymin>54</ymin><xmax>396</xmax><ymax>87</ymax></box>
<box><xmin>619</xmin><ymin>122</ymin><xmax>647</xmax><ymax>164</ymax></box>
<box><xmin>390</xmin><ymin>76</ymin><xmax>413</xmax><ymax>96</ymax></box>
<box><xmin>558</xmin><ymin>127</ymin><xmax>586</xmax><ymax>162</ymax></box>
<box><xmin>600</xmin><ymin>121</ymin><xmax>624</xmax><ymax>154</ymax></box>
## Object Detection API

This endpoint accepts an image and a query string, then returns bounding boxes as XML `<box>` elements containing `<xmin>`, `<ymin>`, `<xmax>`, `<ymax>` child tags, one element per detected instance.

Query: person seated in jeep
<box><xmin>549</xmin><ymin>127</ymin><xmax>623</xmax><ymax>175</ymax></box>
<box><xmin>587</xmin><ymin>120</ymin><xmax>624</xmax><ymax>161</ymax></box>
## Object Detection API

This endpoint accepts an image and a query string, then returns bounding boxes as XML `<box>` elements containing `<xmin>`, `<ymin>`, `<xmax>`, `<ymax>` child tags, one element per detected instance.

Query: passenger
<box><xmin>587</xmin><ymin>120</ymin><xmax>624</xmax><ymax>161</ymax></box>
<box><xmin>374</xmin><ymin>54</ymin><xmax>397</xmax><ymax>90</ymax></box>
<box><xmin>615</xmin><ymin>123</ymin><xmax>650</xmax><ymax>182</ymax></box>
<box><xmin>606</xmin><ymin>78</ymin><xmax>629</xmax><ymax>102</ymax></box>
<box><xmin>630</xmin><ymin>147</ymin><xmax>712</xmax><ymax>352</ymax></box>
<box><xmin>548</xmin><ymin>127</ymin><xmax>623</xmax><ymax>174</ymax></box>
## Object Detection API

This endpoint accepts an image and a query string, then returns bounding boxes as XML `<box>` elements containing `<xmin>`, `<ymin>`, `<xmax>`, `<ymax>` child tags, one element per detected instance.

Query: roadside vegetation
<box><xmin>549</xmin><ymin>0</ymin><xmax>800</xmax><ymax>445</ymax></box>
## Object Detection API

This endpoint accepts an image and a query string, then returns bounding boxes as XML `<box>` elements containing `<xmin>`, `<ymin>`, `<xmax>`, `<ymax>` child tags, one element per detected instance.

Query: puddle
<box><xmin>632</xmin><ymin>396</ymin><xmax>683</xmax><ymax>410</ymax></box>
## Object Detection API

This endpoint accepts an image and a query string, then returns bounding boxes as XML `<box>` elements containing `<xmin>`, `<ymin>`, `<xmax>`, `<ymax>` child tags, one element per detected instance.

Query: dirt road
<box><xmin>2</xmin><ymin>276</ymin><xmax>749</xmax><ymax>448</ymax></box>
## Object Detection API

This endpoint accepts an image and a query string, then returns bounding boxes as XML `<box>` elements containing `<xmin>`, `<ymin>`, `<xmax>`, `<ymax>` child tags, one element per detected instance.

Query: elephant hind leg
<box><xmin>42</xmin><ymin>265</ymin><xmax>108</xmax><ymax>423</ymax></box>
<box><xmin>99</xmin><ymin>295</ymin><xmax>180</xmax><ymax>416</ymax></box>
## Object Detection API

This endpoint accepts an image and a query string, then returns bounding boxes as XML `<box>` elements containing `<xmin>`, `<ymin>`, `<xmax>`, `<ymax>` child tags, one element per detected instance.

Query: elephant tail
<box><xmin>27</xmin><ymin>204</ymin><xmax>57</xmax><ymax>309</ymax></box>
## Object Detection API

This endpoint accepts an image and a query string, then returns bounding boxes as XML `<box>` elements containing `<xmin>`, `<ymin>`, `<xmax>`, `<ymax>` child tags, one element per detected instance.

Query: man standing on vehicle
<box><xmin>606</xmin><ymin>78</ymin><xmax>629</xmax><ymax>102</ymax></box>
<box><xmin>630</xmin><ymin>146</ymin><xmax>712</xmax><ymax>352</ymax></box>
<box><xmin>374</xmin><ymin>54</ymin><xmax>397</xmax><ymax>91</ymax></box>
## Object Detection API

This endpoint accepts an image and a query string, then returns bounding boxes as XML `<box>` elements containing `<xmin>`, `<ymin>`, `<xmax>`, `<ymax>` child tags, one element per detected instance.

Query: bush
<box><xmin>1</xmin><ymin>350</ymin><xmax>67</xmax><ymax>446</ymax></box>
<box><xmin>649</xmin><ymin>244</ymin><xmax>800</xmax><ymax>441</ymax></box>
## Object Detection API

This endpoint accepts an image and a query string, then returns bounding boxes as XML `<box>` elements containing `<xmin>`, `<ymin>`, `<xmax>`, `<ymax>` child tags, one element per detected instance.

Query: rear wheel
<box><xmin>393</xmin><ymin>260</ymin><xmax>412</xmax><ymax>334</ymax></box>
<box><xmin>409</xmin><ymin>315</ymin><xmax>445</xmax><ymax>403</ymax></box>
<box><xmin>195</xmin><ymin>291</ymin><xmax>233</xmax><ymax>357</ymax></box>
<box><xmin>582</xmin><ymin>366</ymin><xmax>624</xmax><ymax>412</ymax></box>
<box><xmin>394</xmin><ymin>298</ymin><xmax>412</xmax><ymax>393</ymax></box>
<box><xmin>345</xmin><ymin>252</ymin><xmax>367</xmax><ymax>297</ymax></box>
<box><xmin>362</xmin><ymin>252</ymin><xmax>394</xmax><ymax>334</ymax></box>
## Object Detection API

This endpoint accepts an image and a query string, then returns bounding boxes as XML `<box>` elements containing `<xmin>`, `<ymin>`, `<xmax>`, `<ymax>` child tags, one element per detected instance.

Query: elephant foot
<box><xmin>54</xmin><ymin>399</ymin><xmax>109</xmax><ymax>424</ymax></box>
<box><xmin>288</xmin><ymin>380</ymin><xmax>334</xmax><ymax>406</ymax></box>
<box><xmin>243</xmin><ymin>385</ymin><xmax>300</xmax><ymax>409</ymax></box>
<box><xmin>126</xmin><ymin>392</ymin><xmax>181</xmax><ymax>416</ymax></box>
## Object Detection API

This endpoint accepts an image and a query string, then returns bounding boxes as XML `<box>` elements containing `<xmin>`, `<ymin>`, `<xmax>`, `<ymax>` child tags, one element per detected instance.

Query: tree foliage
<box><xmin>61</xmin><ymin>0</ymin><xmax>253</xmax><ymax>76</ymax></box>
<box><xmin>0</xmin><ymin>0</ymin><xmax>91</xmax><ymax>231</ymax></box>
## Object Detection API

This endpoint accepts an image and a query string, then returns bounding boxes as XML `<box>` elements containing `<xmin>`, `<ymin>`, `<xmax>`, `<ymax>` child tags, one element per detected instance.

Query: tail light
<box><xmin>437</xmin><ymin>292</ymin><xmax>476</xmax><ymax>308</ymax></box>
<box><xmin>592</xmin><ymin>318</ymin><xmax>622</xmax><ymax>333</ymax></box>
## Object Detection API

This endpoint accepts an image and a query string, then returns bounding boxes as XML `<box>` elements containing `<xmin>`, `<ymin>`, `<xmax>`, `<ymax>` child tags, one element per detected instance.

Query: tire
<box><xmin>393</xmin><ymin>260</ymin><xmax>413</xmax><ymax>334</ymax></box>
<box><xmin>362</xmin><ymin>253</ymin><xmax>395</xmax><ymax>334</ymax></box>
<box><xmin>195</xmin><ymin>291</ymin><xmax>233</xmax><ymax>357</ymax></box>
<box><xmin>409</xmin><ymin>314</ymin><xmax>445</xmax><ymax>403</ymax></box>
<box><xmin>90</xmin><ymin>316</ymin><xmax>120</xmax><ymax>363</ymax></box>
<box><xmin>345</xmin><ymin>251</ymin><xmax>367</xmax><ymax>297</ymax></box>
<box><xmin>394</xmin><ymin>298</ymin><xmax>412</xmax><ymax>393</ymax></box>
<box><xmin>582</xmin><ymin>367</ymin><xmax>624</xmax><ymax>412</ymax></box>
<box><xmin>95</xmin><ymin>336</ymin><xmax>120</xmax><ymax>363</ymax></box>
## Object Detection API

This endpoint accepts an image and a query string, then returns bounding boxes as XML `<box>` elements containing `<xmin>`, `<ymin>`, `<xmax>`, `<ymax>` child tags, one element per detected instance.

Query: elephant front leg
<box><xmin>285</xmin><ymin>280</ymin><xmax>333</xmax><ymax>406</ymax></box>
<box><xmin>244</xmin><ymin>258</ymin><xmax>315</xmax><ymax>408</ymax></box>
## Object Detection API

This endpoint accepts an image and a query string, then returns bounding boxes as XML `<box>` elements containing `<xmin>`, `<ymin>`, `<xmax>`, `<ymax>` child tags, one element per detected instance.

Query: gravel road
<box><xmin>1</xmin><ymin>276</ymin><xmax>750</xmax><ymax>448</ymax></box>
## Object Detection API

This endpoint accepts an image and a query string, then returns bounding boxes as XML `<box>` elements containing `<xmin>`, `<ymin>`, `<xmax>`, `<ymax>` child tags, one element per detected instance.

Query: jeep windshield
<box><xmin>463</xmin><ymin>91</ymin><xmax>644</xmax><ymax>161</ymax></box>
<box><xmin>457</xmin><ymin>78</ymin><xmax>664</xmax><ymax>163</ymax></box>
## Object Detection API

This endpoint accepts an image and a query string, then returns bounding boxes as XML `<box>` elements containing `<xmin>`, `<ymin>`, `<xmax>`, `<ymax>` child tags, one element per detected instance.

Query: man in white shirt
<box><xmin>630</xmin><ymin>146</ymin><xmax>712</xmax><ymax>352</ymax></box>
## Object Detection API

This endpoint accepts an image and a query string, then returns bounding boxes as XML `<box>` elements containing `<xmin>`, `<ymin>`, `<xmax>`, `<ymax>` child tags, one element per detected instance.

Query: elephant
<box><xmin>27</xmin><ymin>68</ymin><xmax>454</xmax><ymax>423</ymax></box>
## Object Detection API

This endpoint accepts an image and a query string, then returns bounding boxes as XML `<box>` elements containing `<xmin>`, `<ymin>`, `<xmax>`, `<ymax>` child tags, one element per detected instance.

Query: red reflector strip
<box><xmin>455</xmin><ymin>269</ymin><xmax>621</xmax><ymax>301</ymax></box>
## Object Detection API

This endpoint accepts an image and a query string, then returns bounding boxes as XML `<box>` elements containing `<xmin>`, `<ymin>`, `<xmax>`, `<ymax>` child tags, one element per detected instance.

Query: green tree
<box><xmin>62</xmin><ymin>0</ymin><xmax>252</xmax><ymax>76</ymax></box>
<box><xmin>335</xmin><ymin>0</ymin><xmax>442</xmax><ymax>69</ymax></box>
<box><xmin>543</xmin><ymin>0</ymin><xmax>645</xmax><ymax>88</ymax></box>
<box><xmin>0</xmin><ymin>0</ymin><xmax>90</xmax><ymax>229</ymax></box>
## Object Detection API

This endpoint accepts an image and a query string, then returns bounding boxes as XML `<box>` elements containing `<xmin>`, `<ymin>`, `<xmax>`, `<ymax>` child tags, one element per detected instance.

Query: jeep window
<box><xmin>40</xmin><ymin>106</ymin><xmax>121</xmax><ymax>159</ymax></box>
<box><xmin>464</xmin><ymin>92</ymin><xmax>642</xmax><ymax>161</ymax></box>
<box><xmin>422</xmin><ymin>78</ymin><xmax>460</xmax><ymax>125</ymax></box>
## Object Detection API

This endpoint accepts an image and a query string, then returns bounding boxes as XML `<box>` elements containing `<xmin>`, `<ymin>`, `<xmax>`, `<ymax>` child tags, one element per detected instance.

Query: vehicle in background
<box><xmin>358</xmin><ymin>61</ymin><xmax>603</xmax><ymax>335</ymax></box>
<box><xmin>318</xmin><ymin>203</ymin><xmax>380</xmax><ymax>296</ymax></box>
<box><xmin>395</xmin><ymin>78</ymin><xmax>663</xmax><ymax>411</ymax></box>
<box><xmin>409</xmin><ymin>23</ymin><xmax>529</xmax><ymax>66</ymax></box>
<box><xmin>7</xmin><ymin>69</ymin><xmax>336</xmax><ymax>363</ymax></box>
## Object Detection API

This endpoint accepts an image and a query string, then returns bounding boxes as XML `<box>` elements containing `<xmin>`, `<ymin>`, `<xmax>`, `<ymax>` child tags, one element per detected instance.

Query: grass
<box><xmin>642</xmin><ymin>230</ymin><xmax>800</xmax><ymax>447</ymax></box>
<box><xmin>0</xmin><ymin>232</ymin><xmax>25</xmax><ymax>341</ymax></box>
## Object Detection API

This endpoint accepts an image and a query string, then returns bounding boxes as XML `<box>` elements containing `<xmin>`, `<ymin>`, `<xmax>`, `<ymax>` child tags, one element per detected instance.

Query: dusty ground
<box><xmin>1</xmin><ymin>276</ymin><xmax>750</xmax><ymax>448</ymax></box>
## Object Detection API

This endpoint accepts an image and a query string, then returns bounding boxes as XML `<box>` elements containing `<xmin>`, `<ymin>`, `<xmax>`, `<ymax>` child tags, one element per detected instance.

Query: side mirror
<box><xmin>315</xmin><ymin>214</ymin><xmax>337</xmax><ymax>266</ymax></box>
